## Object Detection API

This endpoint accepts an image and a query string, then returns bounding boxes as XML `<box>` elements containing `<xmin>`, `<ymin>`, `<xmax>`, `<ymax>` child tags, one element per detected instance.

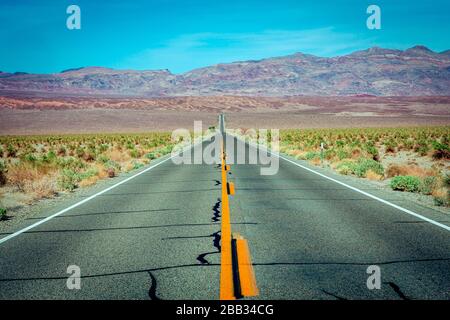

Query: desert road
<box><xmin>0</xmin><ymin>119</ymin><xmax>449</xmax><ymax>300</ymax></box>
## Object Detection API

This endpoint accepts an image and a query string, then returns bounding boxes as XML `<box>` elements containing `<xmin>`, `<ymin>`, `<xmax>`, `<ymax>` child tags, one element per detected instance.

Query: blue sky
<box><xmin>1</xmin><ymin>0</ymin><xmax>449</xmax><ymax>74</ymax></box>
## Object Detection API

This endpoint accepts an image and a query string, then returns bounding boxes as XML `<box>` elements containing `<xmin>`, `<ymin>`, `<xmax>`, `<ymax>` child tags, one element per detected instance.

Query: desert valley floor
<box><xmin>0</xmin><ymin>95</ymin><xmax>449</xmax><ymax>134</ymax></box>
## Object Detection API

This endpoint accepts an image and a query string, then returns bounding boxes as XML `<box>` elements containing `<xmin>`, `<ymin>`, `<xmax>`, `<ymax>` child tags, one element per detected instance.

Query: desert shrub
<box><xmin>293</xmin><ymin>152</ymin><xmax>306</xmax><ymax>160</ymax></box>
<box><xmin>57</xmin><ymin>157</ymin><xmax>85</xmax><ymax>170</ymax></box>
<box><xmin>403</xmin><ymin>139</ymin><xmax>414</xmax><ymax>150</ymax></box>
<box><xmin>364</xmin><ymin>142</ymin><xmax>379</xmax><ymax>160</ymax></box>
<box><xmin>0</xmin><ymin>133</ymin><xmax>173</xmax><ymax>200</ymax></box>
<box><xmin>82</xmin><ymin>152</ymin><xmax>95</xmax><ymax>162</ymax></box>
<box><xmin>78</xmin><ymin>168</ymin><xmax>98</xmax><ymax>181</ymax></box>
<box><xmin>385</xmin><ymin>140</ymin><xmax>397</xmax><ymax>153</ymax></box>
<box><xmin>106</xmin><ymin>149</ymin><xmax>129</xmax><ymax>163</ymax></box>
<box><xmin>126</xmin><ymin>141</ymin><xmax>135</xmax><ymax>150</ymax></box>
<box><xmin>145</xmin><ymin>152</ymin><xmax>158</xmax><ymax>160</ymax></box>
<box><xmin>0</xmin><ymin>207</ymin><xmax>7</xmax><ymax>221</ymax></box>
<box><xmin>104</xmin><ymin>160</ymin><xmax>120</xmax><ymax>171</ymax></box>
<box><xmin>414</xmin><ymin>141</ymin><xmax>429</xmax><ymax>156</ymax></box>
<box><xmin>445</xmin><ymin>174</ymin><xmax>450</xmax><ymax>187</ymax></box>
<box><xmin>419</xmin><ymin>176</ymin><xmax>439</xmax><ymax>195</ymax></box>
<box><xmin>385</xmin><ymin>164</ymin><xmax>431</xmax><ymax>178</ymax></box>
<box><xmin>76</xmin><ymin>147</ymin><xmax>85</xmax><ymax>158</ymax></box>
<box><xmin>24</xmin><ymin>174</ymin><xmax>58</xmax><ymax>198</ymax></box>
<box><xmin>23</xmin><ymin>153</ymin><xmax>37</xmax><ymax>163</ymax></box>
<box><xmin>386</xmin><ymin>164</ymin><xmax>403</xmax><ymax>178</ymax></box>
<box><xmin>6</xmin><ymin>165</ymin><xmax>39</xmax><ymax>191</ymax></box>
<box><xmin>78</xmin><ymin>176</ymin><xmax>99</xmax><ymax>187</ymax></box>
<box><xmin>338</xmin><ymin>158</ymin><xmax>384</xmax><ymax>178</ymax></box>
<box><xmin>99</xmin><ymin>144</ymin><xmax>109</xmax><ymax>152</ymax></box>
<box><xmin>390</xmin><ymin>175</ymin><xmax>421</xmax><ymax>193</ymax></box>
<box><xmin>432</xmin><ymin>188</ymin><xmax>449</xmax><ymax>207</ymax></box>
<box><xmin>336</xmin><ymin>149</ymin><xmax>350</xmax><ymax>160</ymax></box>
<box><xmin>434</xmin><ymin>196</ymin><xmax>448</xmax><ymax>206</ymax></box>
<box><xmin>0</xmin><ymin>160</ymin><xmax>7</xmax><ymax>186</ymax></box>
<box><xmin>350</xmin><ymin>148</ymin><xmax>361</xmax><ymax>158</ymax></box>
<box><xmin>103</xmin><ymin>160</ymin><xmax>120</xmax><ymax>178</ymax></box>
<box><xmin>97</xmin><ymin>154</ymin><xmax>109</xmax><ymax>164</ymax></box>
<box><xmin>354</xmin><ymin>158</ymin><xmax>384</xmax><ymax>177</ymax></box>
<box><xmin>305</xmin><ymin>151</ymin><xmax>320</xmax><ymax>160</ymax></box>
<box><xmin>57</xmin><ymin>146</ymin><xmax>67</xmax><ymax>156</ymax></box>
<box><xmin>431</xmin><ymin>141</ymin><xmax>450</xmax><ymax>160</ymax></box>
<box><xmin>41</xmin><ymin>150</ymin><xmax>57</xmax><ymax>163</ymax></box>
<box><xmin>278</xmin><ymin>128</ymin><xmax>448</xmax><ymax>188</ymax></box>
<box><xmin>323</xmin><ymin>149</ymin><xmax>335</xmax><ymax>160</ymax></box>
<box><xmin>159</xmin><ymin>145</ymin><xmax>174</xmax><ymax>155</ymax></box>
<box><xmin>336</xmin><ymin>161</ymin><xmax>354</xmax><ymax>175</ymax></box>
<box><xmin>58</xmin><ymin>169</ymin><xmax>79</xmax><ymax>191</ymax></box>
<box><xmin>6</xmin><ymin>144</ymin><xmax>16</xmax><ymax>157</ymax></box>
<box><xmin>129</xmin><ymin>149</ymin><xmax>140</xmax><ymax>158</ymax></box>
<box><xmin>132</xmin><ymin>161</ymin><xmax>144</xmax><ymax>170</ymax></box>
<box><xmin>366</xmin><ymin>170</ymin><xmax>383</xmax><ymax>180</ymax></box>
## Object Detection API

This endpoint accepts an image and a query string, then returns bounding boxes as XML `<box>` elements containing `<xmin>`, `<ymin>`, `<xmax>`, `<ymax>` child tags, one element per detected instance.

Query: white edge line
<box><xmin>0</xmin><ymin>136</ymin><xmax>211</xmax><ymax>245</ymax></box>
<box><xmin>237</xmin><ymin>135</ymin><xmax>450</xmax><ymax>232</ymax></box>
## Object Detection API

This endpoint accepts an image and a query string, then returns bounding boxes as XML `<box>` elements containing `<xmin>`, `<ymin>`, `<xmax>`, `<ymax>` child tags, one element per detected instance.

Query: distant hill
<box><xmin>0</xmin><ymin>45</ymin><xmax>449</xmax><ymax>97</ymax></box>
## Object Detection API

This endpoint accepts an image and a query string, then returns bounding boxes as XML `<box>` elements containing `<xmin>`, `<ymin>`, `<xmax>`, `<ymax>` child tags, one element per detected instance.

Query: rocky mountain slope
<box><xmin>1</xmin><ymin>46</ymin><xmax>449</xmax><ymax>97</ymax></box>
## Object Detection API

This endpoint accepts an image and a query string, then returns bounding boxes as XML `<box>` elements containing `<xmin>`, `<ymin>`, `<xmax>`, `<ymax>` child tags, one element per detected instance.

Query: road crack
<box><xmin>196</xmin><ymin>231</ymin><xmax>221</xmax><ymax>265</ymax></box>
<box><xmin>386</xmin><ymin>281</ymin><xmax>411</xmax><ymax>300</ymax></box>
<box><xmin>212</xmin><ymin>198</ymin><xmax>221</xmax><ymax>222</ymax></box>
<box><xmin>148</xmin><ymin>271</ymin><xmax>161</xmax><ymax>300</ymax></box>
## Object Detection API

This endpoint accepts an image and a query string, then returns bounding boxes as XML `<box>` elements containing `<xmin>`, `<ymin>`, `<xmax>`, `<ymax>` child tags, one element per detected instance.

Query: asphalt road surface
<box><xmin>0</xmin><ymin>132</ymin><xmax>449</xmax><ymax>300</ymax></box>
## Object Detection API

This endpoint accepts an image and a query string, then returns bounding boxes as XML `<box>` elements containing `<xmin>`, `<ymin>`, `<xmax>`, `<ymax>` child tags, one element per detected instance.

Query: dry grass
<box><xmin>124</xmin><ymin>162</ymin><xmax>135</xmax><ymax>172</ymax></box>
<box><xmin>432</xmin><ymin>187</ymin><xmax>450</xmax><ymax>206</ymax></box>
<box><xmin>107</xmin><ymin>149</ymin><xmax>131</xmax><ymax>163</ymax></box>
<box><xmin>78</xmin><ymin>175</ymin><xmax>100</xmax><ymax>187</ymax></box>
<box><xmin>281</xmin><ymin>127</ymin><xmax>449</xmax><ymax>205</ymax></box>
<box><xmin>7</xmin><ymin>165</ymin><xmax>41</xmax><ymax>192</ymax></box>
<box><xmin>366</xmin><ymin>170</ymin><xmax>384</xmax><ymax>181</ymax></box>
<box><xmin>385</xmin><ymin>164</ymin><xmax>434</xmax><ymax>178</ymax></box>
<box><xmin>0</xmin><ymin>132</ymin><xmax>175</xmax><ymax>209</ymax></box>
<box><xmin>24</xmin><ymin>173</ymin><xmax>58</xmax><ymax>199</ymax></box>
<box><xmin>95</xmin><ymin>165</ymin><xmax>109</xmax><ymax>179</ymax></box>
<box><xmin>432</xmin><ymin>187</ymin><xmax>448</xmax><ymax>199</ymax></box>
<box><xmin>351</xmin><ymin>149</ymin><xmax>361</xmax><ymax>159</ymax></box>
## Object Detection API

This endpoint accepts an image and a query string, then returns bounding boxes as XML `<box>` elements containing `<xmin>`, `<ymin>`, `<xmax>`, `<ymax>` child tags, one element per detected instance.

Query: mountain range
<box><xmin>1</xmin><ymin>45</ymin><xmax>449</xmax><ymax>97</ymax></box>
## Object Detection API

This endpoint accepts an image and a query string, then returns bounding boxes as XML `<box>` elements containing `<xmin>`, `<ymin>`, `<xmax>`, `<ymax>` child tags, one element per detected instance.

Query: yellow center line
<box><xmin>219</xmin><ymin>134</ymin><xmax>259</xmax><ymax>300</ymax></box>
<box><xmin>233</xmin><ymin>234</ymin><xmax>259</xmax><ymax>297</ymax></box>
<box><xmin>220</xmin><ymin>146</ymin><xmax>234</xmax><ymax>300</ymax></box>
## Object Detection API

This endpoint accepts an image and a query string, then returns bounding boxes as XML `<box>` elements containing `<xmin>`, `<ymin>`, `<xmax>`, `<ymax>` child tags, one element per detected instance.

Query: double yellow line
<box><xmin>219</xmin><ymin>144</ymin><xmax>259</xmax><ymax>300</ymax></box>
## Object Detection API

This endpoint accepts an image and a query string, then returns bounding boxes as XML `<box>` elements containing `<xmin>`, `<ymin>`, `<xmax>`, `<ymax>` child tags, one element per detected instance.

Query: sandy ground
<box><xmin>0</xmin><ymin>95</ymin><xmax>449</xmax><ymax>134</ymax></box>
<box><xmin>225</xmin><ymin>111</ymin><xmax>450</xmax><ymax>129</ymax></box>
<box><xmin>0</xmin><ymin>109</ymin><xmax>217</xmax><ymax>134</ymax></box>
<box><xmin>0</xmin><ymin>109</ymin><xmax>449</xmax><ymax>135</ymax></box>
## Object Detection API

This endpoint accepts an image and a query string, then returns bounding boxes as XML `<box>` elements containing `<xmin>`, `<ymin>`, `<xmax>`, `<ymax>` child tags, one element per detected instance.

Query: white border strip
<box><xmin>239</xmin><ymin>136</ymin><xmax>450</xmax><ymax>232</ymax></box>
<box><xmin>0</xmin><ymin>137</ymin><xmax>210</xmax><ymax>245</ymax></box>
